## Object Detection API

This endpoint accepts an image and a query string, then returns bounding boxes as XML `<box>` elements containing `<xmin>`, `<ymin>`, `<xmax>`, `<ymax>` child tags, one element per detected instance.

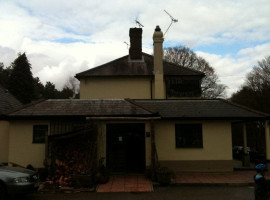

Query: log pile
<box><xmin>47</xmin><ymin>126</ymin><xmax>98</xmax><ymax>187</ymax></box>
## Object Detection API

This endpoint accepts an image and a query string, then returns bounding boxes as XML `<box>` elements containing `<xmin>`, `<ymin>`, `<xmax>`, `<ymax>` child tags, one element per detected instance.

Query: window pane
<box><xmin>175</xmin><ymin>124</ymin><xmax>202</xmax><ymax>148</ymax></box>
<box><xmin>33</xmin><ymin>125</ymin><xmax>48</xmax><ymax>143</ymax></box>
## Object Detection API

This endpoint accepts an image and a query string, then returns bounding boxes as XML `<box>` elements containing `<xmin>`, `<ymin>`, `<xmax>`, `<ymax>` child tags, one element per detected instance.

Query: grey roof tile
<box><xmin>132</xmin><ymin>99</ymin><xmax>269</xmax><ymax>119</ymax></box>
<box><xmin>7</xmin><ymin>98</ymin><xmax>269</xmax><ymax>120</ymax></box>
<box><xmin>0</xmin><ymin>85</ymin><xmax>22</xmax><ymax>115</ymax></box>
<box><xmin>8</xmin><ymin>99</ymin><xmax>154</xmax><ymax>118</ymax></box>
<box><xmin>75</xmin><ymin>53</ymin><xmax>205</xmax><ymax>78</ymax></box>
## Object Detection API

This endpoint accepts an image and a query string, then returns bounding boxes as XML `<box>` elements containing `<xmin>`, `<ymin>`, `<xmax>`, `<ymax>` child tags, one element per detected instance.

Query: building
<box><xmin>0</xmin><ymin>85</ymin><xmax>22</xmax><ymax>163</ymax></box>
<box><xmin>4</xmin><ymin>26</ymin><xmax>270</xmax><ymax>173</ymax></box>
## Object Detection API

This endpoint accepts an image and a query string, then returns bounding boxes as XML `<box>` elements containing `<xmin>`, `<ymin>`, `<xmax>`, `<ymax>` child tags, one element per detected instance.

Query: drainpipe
<box><xmin>150</xmin><ymin>120</ymin><xmax>159</xmax><ymax>180</ymax></box>
<box><xmin>265</xmin><ymin>120</ymin><xmax>270</xmax><ymax>170</ymax></box>
<box><xmin>242</xmin><ymin>123</ymin><xmax>250</xmax><ymax>167</ymax></box>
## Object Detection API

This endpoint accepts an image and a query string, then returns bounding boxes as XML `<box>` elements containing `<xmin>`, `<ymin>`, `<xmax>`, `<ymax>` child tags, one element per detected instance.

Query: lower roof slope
<box><xmin>0</xmin><ymin>85</ymin><xmax>22</xmax><ymax>116</ymax></box>
<box><xmin>132</xmin><ymin>99</ymin><xmax>269</xmax><ymax>120</ymax></box>
<box><xmin>8</xmin><ymin>99</ymin><xmax>155</xmax><ymax>118</ymax></box>
<box><xmin>7</xmin><ymin>99</ymin><xmax>269</xmax><ymax>120</ymax></box>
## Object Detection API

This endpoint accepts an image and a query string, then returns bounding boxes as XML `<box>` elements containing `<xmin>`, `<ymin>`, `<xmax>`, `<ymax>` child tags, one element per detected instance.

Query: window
<box><xmin>175</xmin><ymin>124</ymin><xmax>203</xmax><ymax>148</ymax></box>
<box><xmin>33</xmin><ymin>125</ymin><xmax>48</xmax><ymax>143</ymax></box>
<box><xmin>166</xmin><ymin>78</ymin><xmax>201</xmax><ymax>97</ymax></box>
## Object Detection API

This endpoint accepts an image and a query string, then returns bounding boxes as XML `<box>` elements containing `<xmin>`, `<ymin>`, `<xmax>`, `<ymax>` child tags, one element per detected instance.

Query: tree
<box><xmin>8</xmin><ymin>53</ymin><xmax>34</xmax><ymax>104</ymax></box>
<box><xmin>58</xmin><ymin>86</ymin><xmax>74</xmax><ymax>99</ymax></box>
<box><xmin>164</xmin><ymin>46</ymin><xmax>227</xmax><ymax>98</ymax></box>
<box><xmin>231</xmin><ymin>55</ymin><xmax>270</xmax><ymax>114</ymax></box>
<box><xmin>33</xmin><ymin>77</ymin><xmax>45</xmax><ymax>100</ymax></box>
<box><xmin>63</xmin><ymin>76</ymin><xmax>80</xmax><ymax>98</ymax></box>
<box><xmin>0</xmin><ymin>63</ymin><xmax>12</xmax><ymax>88</ymax></box>
<box><xmin>245</xmin><ymin>56</ymin><xmax>270</xmax><ymax>92</ymax></box>
<box><xmin>43</xmin><ymin>81</ymin><xmax>59</xmax><ymax>99</ymax></box>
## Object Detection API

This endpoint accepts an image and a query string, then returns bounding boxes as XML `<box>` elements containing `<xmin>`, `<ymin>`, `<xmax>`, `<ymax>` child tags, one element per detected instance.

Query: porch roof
<box><xmin>7</xmin><ymin>99</ymin><xmax>156</xmax><ymax>119</ymax></box>
<box><xmin>132</xmin><ymin>99</ymin><xmax>270</xmax><ymax>120</ymax></box>
<box><xmin>7</xmin><ymin>99</ymin><xmax>269</xmax><ymax>120</ymax></box>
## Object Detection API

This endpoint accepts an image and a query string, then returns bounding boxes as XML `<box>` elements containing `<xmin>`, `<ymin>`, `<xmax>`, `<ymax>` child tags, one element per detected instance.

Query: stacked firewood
<box><xmin>48</xmin><ymin>130</ymin><xmax>97</xmax><ymax>187</ymax></box>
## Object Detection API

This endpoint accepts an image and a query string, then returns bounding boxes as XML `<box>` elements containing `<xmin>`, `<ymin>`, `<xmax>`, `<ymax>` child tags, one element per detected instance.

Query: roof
<box><xmin>7</xmin><ymin>99</ymin><xmax>155</xmax><ymax>119</ymax></box>
<box><xmin>0</xmin><ymin>85</ymin><xmax>22</xmax><ymax>116</ymax></box>
<box><xmin>132</xmin><ymin>99</ymin><xmax>270</xmax><ymax>120</ymax></box>
<box><xmin>75</xmin><ymin>53</ymin><xmax>205</xmax><ymax>78</ymax></box>
<box><xmin>7</xmin><ymin>98</ymin><xmax>269</xmax><ymax>120</ymax></box>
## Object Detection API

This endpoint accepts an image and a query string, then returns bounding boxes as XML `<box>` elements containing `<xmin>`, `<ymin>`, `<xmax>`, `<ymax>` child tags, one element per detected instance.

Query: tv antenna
<box><xmin>135</xmin><ymin>18</ymin><xmax>144</xmax><ymax>28</ymax></box>
<box><xmin>124</xmin><ymin>41</ymin><xmax>129</xmax><ymax>49</ymax></box>
<box><xmin>164</xmin><ymin>10</ymin><xmax>178</xmax><ymax>36</ymax></box>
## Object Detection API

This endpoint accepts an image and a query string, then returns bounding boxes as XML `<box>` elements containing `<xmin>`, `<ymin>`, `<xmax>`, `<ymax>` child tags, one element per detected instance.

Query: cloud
<box><xmin>0</xmin><ymin>0</ymin><xmax>269</xmax><ymax>95</ymax></box>
<box><xmin>20</xmin><ymin>38</ymin><xmax>128</xmax><ymax>89</ymax></box>
<box><xmin>196</xmin><ymin>42</ymin><xmax>270</xmax><ymax>95</ymax></box>
<box><xmin>0</xmin><ymin>46</ymin><xmax>17</xmax><ymax>66</ymax></box>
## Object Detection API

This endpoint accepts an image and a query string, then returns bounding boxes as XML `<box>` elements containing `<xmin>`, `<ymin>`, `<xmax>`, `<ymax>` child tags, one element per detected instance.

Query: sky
<box><xmin>0</xmin><ymin>0</ymin><xmax>270</xmax><ymax>97</ymax></box>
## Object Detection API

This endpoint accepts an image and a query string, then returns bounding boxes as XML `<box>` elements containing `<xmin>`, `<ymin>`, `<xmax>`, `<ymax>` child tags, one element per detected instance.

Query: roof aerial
<box><xmin>164</xmin><ymin>10</ymin><xmax>178</xmax><ymax>37</ymax></box>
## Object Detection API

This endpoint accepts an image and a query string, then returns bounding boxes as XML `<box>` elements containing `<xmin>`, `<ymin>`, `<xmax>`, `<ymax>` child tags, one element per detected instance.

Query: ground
<box><xmin>17</xmin><ymin>186</ymin><xmax>255</xmax><ymax>200</ymax></box>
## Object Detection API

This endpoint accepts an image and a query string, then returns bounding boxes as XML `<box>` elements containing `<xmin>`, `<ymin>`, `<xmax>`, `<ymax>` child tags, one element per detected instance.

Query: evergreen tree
<box><xmin>43</xmin><ymin>81</ymin><xmax>59</xmax><ymax>99</ymax></box>
<box><xmin>33</xmin><ymin>77</ymin><xmax>45</xmax><ymax>100</ymax></box>
<box><xmin>0</xmin><ymin>63</ymin><xmax>12</xmax><ymax>88</ymax></box>
<box><xmin>8</xmin><ymin>53</ymin><xmax>34</xmax><ymax>104</ymax></box>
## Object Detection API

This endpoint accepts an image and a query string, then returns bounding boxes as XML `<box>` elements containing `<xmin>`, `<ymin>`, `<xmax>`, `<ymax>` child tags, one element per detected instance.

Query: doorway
<box><xmin>106</xmin><ymin>123</ymin><xmax>146</xmax><ymax>174</ymax></box>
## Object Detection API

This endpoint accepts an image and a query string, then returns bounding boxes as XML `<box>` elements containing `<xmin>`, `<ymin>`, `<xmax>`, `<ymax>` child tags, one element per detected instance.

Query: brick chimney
<box><xmin>153</xmin><ymin>26</ymin><xmax>165</xmax><ymax>99</ymax></box>
<box><xmin>129</xmin><ymin>28</ymin><xmax>142</xmax><ymax>60</ymax></box>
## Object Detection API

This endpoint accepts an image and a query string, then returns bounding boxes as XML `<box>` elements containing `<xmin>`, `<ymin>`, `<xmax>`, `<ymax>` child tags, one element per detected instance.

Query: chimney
<box><xmin>129</xmin><ymin>28</ymin><xmax>142</xmax><ymax>60</ymax></box>
<box><xmin>153</xmin><ymin>25</ymin><xmax>165</xmax><ymax>99</ymax></box>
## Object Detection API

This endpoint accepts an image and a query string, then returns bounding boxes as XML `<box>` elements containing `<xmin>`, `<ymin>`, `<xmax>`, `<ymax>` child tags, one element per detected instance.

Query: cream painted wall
<box><xmin>155</xmin><ymin>120</ymin><xmax>232</xmax><ymax>161</ymax></box>
<box><xmin>8</xmin><ymin>120</ymin><xmax>49</xmax><ymax>168</ymax></box>
<box><xmin>0</xmin><ymin>120</ymin><xmax>10</xmax><ymax>163</ymax></box>
<box><xmin>80</xmin><ymin>77</ymin><xmax>152</xmax><ymax>99</ymax></box>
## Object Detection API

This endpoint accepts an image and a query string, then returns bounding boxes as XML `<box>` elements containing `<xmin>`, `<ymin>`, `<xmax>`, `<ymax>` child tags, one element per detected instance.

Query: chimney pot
<box><xmin>155</xmin><ymin>26</ymin><xmax>161</xmax><ymax>31</ymax></box>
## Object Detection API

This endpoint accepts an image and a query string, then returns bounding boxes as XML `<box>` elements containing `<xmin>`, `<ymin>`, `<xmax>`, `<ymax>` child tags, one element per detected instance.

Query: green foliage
<box><xmin>164</xmin><ymin>46</ymin><xmax>227</xmax><ymax>98</ymax></box>
<box><xmin>231</xmin><ymin>56</ymin><xmax>270</xmax><ymax>114</ymax></box>
<box><xmin>33</xmin><ymin>77</ymin><xmax>45</xmax><ymax>99</ymax></box>
<box><xmin>59</xmin><ymin>86</ymin><xmax>74</xmax><ymax>99</ymax></box>
<box><xmin>0</xmin><ymin>63</ymin><xmax>12</xmax><ymax>88</ymax></box>
<box><xmin>1</xmin><ymin>53</ymin><xmax>79</xmax><ymax>103</ymax></box>
<box><xmin>43</xmin><ymin>81</ymin><xmax>58</xmax><ymax>99</ymax></box>
<box><xmin>8</xmin><ymin>53</ymin><xmax>34</xmax><ymax>104</ymax></box>
<box><xmin>42</xmin><ymin>82</ymin><xmax>75</xmax><ymax>99</ymax></box>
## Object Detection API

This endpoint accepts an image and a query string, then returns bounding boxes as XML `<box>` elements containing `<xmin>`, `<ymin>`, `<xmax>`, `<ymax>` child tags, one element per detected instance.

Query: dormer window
<box><xmin>166</xmin><ymin>77</ymin><xmax>201</xmax><ymax>98</ymax></box>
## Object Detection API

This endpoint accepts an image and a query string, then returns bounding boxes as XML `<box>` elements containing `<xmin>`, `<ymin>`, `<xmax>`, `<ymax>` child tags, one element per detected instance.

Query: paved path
<box><xmin>96</xmin><ymin>170</ymin><xmax>266</xmax><ymax>192</ymax></box>
<box><xmin>173</xmin><ymin>170</ymin><xmax>267</xmax><ymax>186</ymax></box>
<box><xmin>25</xmin><ymin>186</ymin><xmax>255</xmax><ymax>200</ymax></box>
<box><xmin>96</xmin><ymin>175</ymin><xmax>152</xmax><ymax>192</ymax></box>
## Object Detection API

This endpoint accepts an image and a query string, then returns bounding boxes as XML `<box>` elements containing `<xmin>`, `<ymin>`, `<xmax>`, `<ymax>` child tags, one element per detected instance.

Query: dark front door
<box><xmin>106</xmin><ymin>123</ymin><xmax>145</xmax><ymax>174</ymax></box>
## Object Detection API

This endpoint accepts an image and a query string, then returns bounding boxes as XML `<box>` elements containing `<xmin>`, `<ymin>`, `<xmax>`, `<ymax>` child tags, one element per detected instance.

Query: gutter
<box><xmin>86</xmin><ymin>116</ymin><xmax>161</xmax><ymax>121</ymax></box>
